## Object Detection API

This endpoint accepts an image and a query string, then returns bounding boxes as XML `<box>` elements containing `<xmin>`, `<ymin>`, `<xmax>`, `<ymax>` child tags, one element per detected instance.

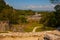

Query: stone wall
<box><xmin>0</xmin><ymin>21</ymin><xmax>24</xmax><ymax>32</ymax></box>
<box><xmin>0</xmin><ymin>21</ymin><xmax>9</xmax><ymax>32</ymax></box>
<box><xmin>11</xmin><ymin>25</ymin><xmax>24</xmax><ymax>32</ymax></box>
<box><xmin>0</xmin><ymin>30</ymin><xmax>60</xmax><ymax>40</ymax></box>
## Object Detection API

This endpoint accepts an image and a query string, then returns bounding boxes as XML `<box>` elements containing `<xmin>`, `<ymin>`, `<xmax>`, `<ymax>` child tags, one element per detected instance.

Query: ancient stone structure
<box><xmin>26</xmin><ymin>12</ymin><xmax>41</xmax><ymax>22</ymax></box>
<box><xmin>0</xmin><ymin>30</ymin><xmax>60</xmax><ymax>40</ymax></box>
<box><xmin>0</xmin><ymin>21</ymin><xmax>9</xmax><ymax>32</ymax></box>
<box><xmin>0</xmin><ymin>21</ymin><xmax>23</xmax><ymax>32</ymax></box>
<box><xmin>11</xmin><ymin>25</ymin><xmax>24</xmax><ymax>32</ymax></box>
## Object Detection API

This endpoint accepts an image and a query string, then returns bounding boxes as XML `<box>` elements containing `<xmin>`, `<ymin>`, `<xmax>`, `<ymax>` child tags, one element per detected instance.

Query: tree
<box><xmin>40</xmin><ymin>0</ymin><xmax>60</xmax><ymax>27</ymax></box>
<box><xmin>0</xmin><ymin>0</ymin><xmax>20</xmax><ymax>24</ymax></box>
<box><xmin>19</xmin><ymin>15</ymin><xmax>27</xmax><ymax>24</ymax></box>
<box><xmin>40</xmin><ymin>12</ymin><xmax>56</xmax><ymax>27</ymax></box>
<box><xmin>0</xmin><ymin>0</ymin><xmax>6</xmax><ymax>12</ymax></box>
<box><xmin>50</xmin><ymin>0</ymin><xmax>60</xmax><ymax>27</ymax></box>
<box><xmin>50</xmin><ymin>0</ymin><xmax>60</xmax><ymax>4</ymax></box>
<box><xmin>0</xmin><ymin>0</ymin><xmax>22</xmax><ymax>30</ymax></box>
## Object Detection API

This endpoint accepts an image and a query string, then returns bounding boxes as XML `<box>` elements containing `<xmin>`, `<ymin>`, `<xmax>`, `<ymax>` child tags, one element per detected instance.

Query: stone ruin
<box><xmin>11</xmin><ymin>25</ymin><xmax>24</xmax><ymax>32</ymax></box>
<box><xmin>0</xmin><ymin>21</ymin><xmax>9</xmax><ymax>32</ymax></box>
<box><xmin>0</xmin><ymin>21</ymin><xmax>24</xmax><ymax>32</ymax></box>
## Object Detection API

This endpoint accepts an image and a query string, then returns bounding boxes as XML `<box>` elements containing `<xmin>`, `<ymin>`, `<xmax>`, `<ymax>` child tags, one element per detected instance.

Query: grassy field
<box><xmin>22</xmin><ymin>21</ymin><xmax>55</xmax><ymax>32</ymax></box>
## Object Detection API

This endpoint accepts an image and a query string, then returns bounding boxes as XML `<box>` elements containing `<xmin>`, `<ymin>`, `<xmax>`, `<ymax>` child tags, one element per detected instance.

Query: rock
<box><xmin>0</xmin><ymin>30</ymin><xmax>60</xmax><ymax>40</ymax></box>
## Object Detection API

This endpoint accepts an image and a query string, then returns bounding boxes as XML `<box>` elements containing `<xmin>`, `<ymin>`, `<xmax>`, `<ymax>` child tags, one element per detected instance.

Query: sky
<box><xmin>4</xmin><ymin>0</ymin><xmax>55</xmax><ymax>11</ymax></box>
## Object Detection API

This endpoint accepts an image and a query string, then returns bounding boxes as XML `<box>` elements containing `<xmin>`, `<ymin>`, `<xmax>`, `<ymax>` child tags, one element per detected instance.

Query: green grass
<box><xmin>23</xmin><ymin>21</ymin><xmax>44</xmax><ymax>32</ymax></box>
<box><xmin>36</xmin><ymin>26</ymin><xmax>55</xmax><ymax>32</ymax></box>
<box><xmin>23</xmin><ymin>22</ymin><xmax>55</xmax><ymax>32</ymax></box>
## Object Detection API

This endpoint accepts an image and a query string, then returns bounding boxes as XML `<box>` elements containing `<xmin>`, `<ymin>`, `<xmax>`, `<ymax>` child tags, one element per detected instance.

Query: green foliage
<box><xmin>0</xmin><ymin>0</ymin><xmax>20</xmax><ymax>24</ymax></box>
<box><xmin>36</xmin><ymin>27</ymin><xmax>55</xmax><ymax>32</ymax></box>
<box><xmin>50</xmin><ymin>0</ymin><xmax>60</xmax><ymax>27</ymax></box>
<box><xmin>0</xmin><ymin>0</ymin><xmax>28</xmax><ymax>24</ymax></box>
<box><xmin>50</xmin><ymin>0</ymin><xmax>60</xmax><ymax>4</ymax></box>
<box><xmin>23</xmin><ymin>22</ymin><xmax>42</xmax><ymax>32</ymax></box>
<box><xmin>19</xmin><ymin>15</ymin><xmax>27</xmax><ymax>23</ymax></box>
<box><xmin>40</xmin><ymin>0</ymin><xmax>60</xmax><ymax>28</ymax></box>
<box><xmin>40</xmin><ymin>12</ymin><xmax>57</xmax><ymax>27</ymax></box>
<box><xmin>0</xmin><ymin>0</ymin><xmax>6</xmax><ymax>12</ymax></box>
<box><xmin>16</xmin><ymin>10</ymin><xmax>35</xmax><ymax>16</ymax></box>
<box><xmin>54</xmin><ymin>5</ymin><xmax>60</xmax><ymax>11</ymax></box>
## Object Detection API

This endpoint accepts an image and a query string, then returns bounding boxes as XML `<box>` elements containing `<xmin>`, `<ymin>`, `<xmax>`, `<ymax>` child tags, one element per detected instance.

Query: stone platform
<box><xmin>0</xmin><ymin>30</ymin><xmax>60</xmax><ymax>40</ymax></box>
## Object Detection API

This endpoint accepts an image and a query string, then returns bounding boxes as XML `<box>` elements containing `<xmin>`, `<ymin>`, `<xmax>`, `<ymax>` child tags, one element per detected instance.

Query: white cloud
<box><xmin>16</xmin><ymin>4</ymin><xmax>55</xmax><ymax>11</ymax></box>
<box><xmin>26</xmin><ymin>4</ymin><xmax>55</xmax><ymax>9</ymax></box>
<box><xmin>23</xmin><ymin>4</ymin><xmax>55</xmax><ymax>11</ymax></box>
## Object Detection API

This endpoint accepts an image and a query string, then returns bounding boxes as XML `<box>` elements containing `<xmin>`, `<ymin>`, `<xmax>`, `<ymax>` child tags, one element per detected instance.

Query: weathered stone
<box><xmin>0</xmin><ymin>21</ymin><xmax>9</xmax><ymax>32</ymax></box>
<box><xmin>11</xmin><ymin>25</ymin><xmax>24</xmax><ymax>32</ymax></box>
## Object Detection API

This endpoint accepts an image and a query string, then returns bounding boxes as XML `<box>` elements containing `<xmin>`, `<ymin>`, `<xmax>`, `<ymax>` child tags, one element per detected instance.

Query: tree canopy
<box><xmin>40</xmin><ymin>0</ymin><xmax>60</xmax><ymax>28</ymax></box>
<box><xmin>50</xmin><ymin>0</ymin><xmax>60</xmax><ymax>4</ymax></box>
